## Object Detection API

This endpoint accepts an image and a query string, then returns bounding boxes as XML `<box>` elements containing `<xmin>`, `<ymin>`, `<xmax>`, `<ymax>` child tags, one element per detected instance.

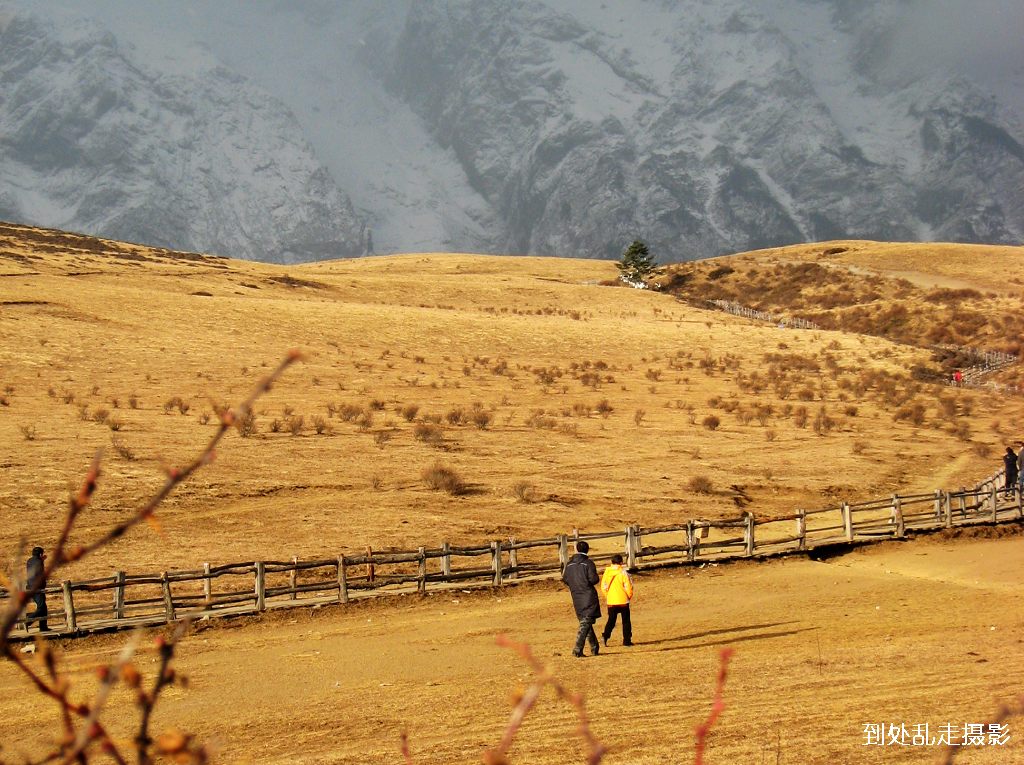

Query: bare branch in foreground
<box><xmin>0</xmin><ymin>351</ymin><xmax>301</xmax><ymax>765</ymax></box>
<box><xmin>694</xmin><ymin>647</ymin><xmax>735</xmax><ymax>765</ymax></box>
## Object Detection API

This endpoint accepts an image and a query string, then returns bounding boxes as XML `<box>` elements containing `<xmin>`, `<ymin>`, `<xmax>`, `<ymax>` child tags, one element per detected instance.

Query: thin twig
<box><xmin>485</xmin><ymin>634</ymin><xmax>607</xmax><ymax>765</ymax></box>
<box><xmin>694</xmin><ymin>647</ymin><xmax>735</xmax><ymax>765</ymax></box>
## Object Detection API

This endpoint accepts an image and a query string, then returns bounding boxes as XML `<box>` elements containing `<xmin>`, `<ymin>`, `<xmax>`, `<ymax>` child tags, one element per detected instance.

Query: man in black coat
<box><xmin>561</xmin><ymin>540</ymin><xmax>600</xmax><ymax>657</ymax></box>
<box><xmin>25</xmin><ymin>546</ymin><xmax>48</xmax><ymax>632</ymax></box>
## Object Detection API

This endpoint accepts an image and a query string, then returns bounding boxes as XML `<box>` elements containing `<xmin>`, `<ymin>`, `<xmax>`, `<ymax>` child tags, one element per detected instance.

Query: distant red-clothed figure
<box><xmin>952</xmin><ymin>369</ymin><xmax>963</xmax><ymax>387</ymax></box>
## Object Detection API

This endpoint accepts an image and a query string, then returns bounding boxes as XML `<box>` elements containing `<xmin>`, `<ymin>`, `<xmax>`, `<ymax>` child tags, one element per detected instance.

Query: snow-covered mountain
<box><xmin>2</xmin><ymin>0</ymin><xmax>1022</xmax><ymax>262</ymax></box>
<box><xmin>0</xmin><ymin>4</ymin><xmax>366</xmax><ymax>263</ymax></box>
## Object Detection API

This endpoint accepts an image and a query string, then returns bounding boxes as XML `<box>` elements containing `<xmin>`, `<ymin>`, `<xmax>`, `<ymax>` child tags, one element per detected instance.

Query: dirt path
<box><xmin>2</xmin><ymin>530</ymin><xmax>1022</xmax><ymax>764</ymax></box>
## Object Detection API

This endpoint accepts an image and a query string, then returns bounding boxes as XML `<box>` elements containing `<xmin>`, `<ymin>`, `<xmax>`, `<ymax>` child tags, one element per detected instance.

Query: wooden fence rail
<box><xmin>3</xmin><ymin>472</ymin><xmax>1021</xmax><ymax>639</ymax></box>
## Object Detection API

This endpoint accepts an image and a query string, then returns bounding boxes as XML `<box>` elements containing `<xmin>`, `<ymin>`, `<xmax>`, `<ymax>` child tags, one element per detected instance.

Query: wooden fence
<box><xmin>3</xmin><ymin>472</ymin><xmax>1021</xmax><ymax>639</ymax></box>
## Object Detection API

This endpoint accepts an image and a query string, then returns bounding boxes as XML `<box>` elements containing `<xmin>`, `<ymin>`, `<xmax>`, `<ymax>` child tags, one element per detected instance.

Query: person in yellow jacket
<box><xmin>600</xmin><ymin>554</ymin><xmax>633</xmax><ymax>647</ymax></box>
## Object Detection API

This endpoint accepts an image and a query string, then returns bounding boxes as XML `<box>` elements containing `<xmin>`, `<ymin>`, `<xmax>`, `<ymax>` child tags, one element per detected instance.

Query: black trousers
<box><xmin>28</xmin><ymin>592</ymin><xmax>48</xmax><ymax>631</ymax></box>
<box><xmin>573</xmin><ymin>615</ymin><xmax>600</xmax><ymax>656</ymax></box>
<box><xmin>603</xmin><ymin>605</ymin><xmax>632</xmax><ymax>645</ymax></box>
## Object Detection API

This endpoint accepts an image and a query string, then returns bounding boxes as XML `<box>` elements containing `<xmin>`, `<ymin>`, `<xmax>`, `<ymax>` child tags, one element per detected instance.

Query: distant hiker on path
<box><xmin>952</xmin><ymin>369</ymin><xmax>963</xmax><ymax>387</ymax></box>
<box><xmin>1003</xmin><ymin>447</ymin><xmax>1019</xmax><ymax>498</ymax></box>
<box><xmin>601</xmin><ymin>554</ymin><xmax>634</xmax><ymax>647</ymax></box>
<box><xmin>25</xmin><ymin>546</ymin><xmax>48</xmax><ymax>632</ymax></box>
<box><xmin>562</xmin><ymin>540</ymin><xmax>601</xmax><ymax>658</ymax></box>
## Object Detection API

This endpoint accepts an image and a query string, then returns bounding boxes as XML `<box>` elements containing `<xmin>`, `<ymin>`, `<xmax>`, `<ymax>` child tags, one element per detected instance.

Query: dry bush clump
<box><xmin>702</xmin><ymin>415</ymin><xmax>720</xmax><ymax>431</ymax></box>
<box><xmin>287</xmin><ymin>415</ymin><xmax>304</xmax><ymax>436</ymax></box>
<box><xmin>689</xmin><ymin>475</ymin><xmax>714</xmax><ymax>494</ymax></box>
<box><xmin>595</xmin><ymin>399</ymin><xmax>614</xmax><ymax>417</ymax></box>
<box><xmin>633</xmin><ymin>409</ymin><xmax>646</xmax><ymax>427</ymax></box>
<box><xmin>471</xmin><ymin>408</ymin><xmax>493</xmax><ymax>429</ymax></box>
<box><xmin>235</xmin><ymin>410</ymin><xmax>259</xmax><ymax>438</ymax></box>
<box><xmin>414</xmin><ymin>422</ymin><xmax>444</xmax><ymax>445</ymax></box>
<box><xmin>19</xmin><ymin>424</ymin><xmax>37</xmax><ymax>441</ymax></box>
<box><xmin>512</xmin><ymin>481</ymin><xmax>539</xmax><ymax>503</ymax></box>
<box><xmin>401</xmin><ymin>403</ymin><xmax>420</xmax><ymax>422</ymax></box>
<box><xmin>421</xmin><ymin>462</ymin><xmax>464</xmax><ymax>495</ymax></box>
<box><xmin>111</xmin><ymin>435</ymin><xmax>136</xmax><ymax>460</ymax></box>
<box><xmin>793</xmin><ymin>407</ymin><xmax>809</xmax><ymax>428</ymax></box>
<box><xmin>311</xmin><ymin>415</ymin><xmax>332</xmax><ymax>435</ymax></box>
<box><xmin>525</xmin><ymin>410</ymin><xmax>557</xmax><ymax>430</ymax></box>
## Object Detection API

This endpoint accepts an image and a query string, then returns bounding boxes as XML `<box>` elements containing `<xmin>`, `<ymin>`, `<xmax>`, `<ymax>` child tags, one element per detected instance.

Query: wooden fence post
<box><xmin>958</xmin><ymin>488</ymin><xmax>967</xmax><ymax>519</ymax></box>
<box><xmin>289</xmin><ymin>556</ymin><xmax>298</xmax><ymax>600</ymax></box>
<box><xmin>743</xmin><ymin>512</ymin><xmax>755</xmax><ymax>556</ymax></box>
<box><xmin>557</xmin><ymin>534</ymin><xmax>568</xmax><ymax>570</ymax></box>
<box><xmin>417</xmin><ymin>547</ymin><xmax>427</xmax><ymax>594</ymax></box>
<box><xmin>933</xmin><ymin>490</ymin><xmax>943</xmax><ymax>523</ymax></box>
<box><xmin>1018</xmin><ymin>486</ymin><xmax>1024</xmax><ymax>519</ymax></box>
<box><xmin>366</xmin><ymin>546</ymin><xmax>374</xmax><ymax>584</ymax></box>
<box><xmin>625</xmin><ymin>526</ymin><xmax>637</xmax><ymax>569</ymax></box>
<box><xmin>685</xmin><ymin>520</ymin><xmax>696</xmax><ymax>561</ymax></box>
<box><xmin>62</xmin><ymin>581</ymin><xmax>77</xmax><ymax>632</ymax></box>
<box><xmin>508</xmin><ymin>538</ymin><xmax>518</xmax><ymax>580</ymax></box>
<box><xmin>161</xmin><ymin>572</ymin><xmax>175</xmax><ymax>621</ymax></box>
<box><xmin>255</xmin><ymin>562</ymin><xmax>266</xmax><ymax>613</ymax></box>
<box><xmin>337</xmin><ymin>556</ymin><xmax>349</xmax><ymax>604</ymax></box>
<box><xmin>634</xmin><ymin>524</ymin><xmax>643</xmax><ymax>562</ymax></box>
<box><xmin>841</xmin><ymin>502</ymin><xmax>853</xmax><ymax>542</ymax></box>
<box><xmin>442</xmin><ymin>542</ymin><xmax>452</xmax><ymax>579</ymax></box>
<box><xmin>891</xmin><ymin>495</ymin><xmax>905</xmax><ymax>538</ymax></box>
<box><xmin>491</xmin><ymin>541</ymin><xmax>503</xmax><ymax>586</ymax></box>
<box><xmin>796</xmin><ymin>509</ymin><xmax>806</xmax><ymax>551</ymax></box>
<box><xmin>990</xmin><ymin>485</ymin><xmax>999</xmax><ymax>522</ymax></box>
<box><xmin>943</xmin><ymin>492</ymin><xmax>952</xmax><ymax>528</ymax></box>
<box><xmin>113</xmin><ymin>571</ymin><xmax>125</xmax><ymax>620</ymax></box>
<box><xmin>203</xmin><ymin>562</ymin><xmax>212</xmax><ymax>604</ymax></box>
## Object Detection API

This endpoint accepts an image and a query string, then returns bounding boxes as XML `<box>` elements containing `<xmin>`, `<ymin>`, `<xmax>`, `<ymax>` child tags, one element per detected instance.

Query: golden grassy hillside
<box><xmin>664</xmin><ymin>240</ymin><xmax>1024</xmax><ymax>371</ymax></box>
<box><xmin>2</xmin><ymin>223</ymin><xmax>1022</xmax><ymax>581</ymax></box>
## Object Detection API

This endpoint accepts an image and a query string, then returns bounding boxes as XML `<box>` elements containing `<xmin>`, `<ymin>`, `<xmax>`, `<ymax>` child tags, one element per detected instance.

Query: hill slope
<box><xmin>1</xmin><ymin>224</ymin><xmax>1022</xmax><ymax>582</ymax></box>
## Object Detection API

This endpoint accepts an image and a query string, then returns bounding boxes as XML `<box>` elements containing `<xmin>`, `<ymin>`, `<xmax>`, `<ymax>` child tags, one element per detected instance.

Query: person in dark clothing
<box><xmin>561</xmin><ymin>540</ymin><xmax>600</xmax><ymax>657</ymax></box>
<box><xmin>25</xmin><ymin>546</ymin><xmax>48</xmax><ymax>632</ymax></box>
<box><xmin>1003</xmin><ymin>447</ymin><xmax>1019</xmax><ymax>498</ymax></box>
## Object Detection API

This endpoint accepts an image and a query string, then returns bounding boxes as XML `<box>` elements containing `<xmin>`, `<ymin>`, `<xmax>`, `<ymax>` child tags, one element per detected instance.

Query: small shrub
<box><xmin>702</xmin><ymin>415</ymin><xmax>720</xmax><ymax>431</ymax></box>
<box><xmin>368</xmin><ymin>399</ymin><xmax>386</xmax><ymax>411</ymax></box>
<box><xmin>972</xmin><ymin>441</ymin><xmax>992</xmax><ymax>458</ymax></box>
<box><xmin>421</xmin><ymin>462</ymin><xmax>464</xmax><ymax>495</ymax></box>
<box><xmin>312</xmin><ymin>415</ymin><xmax>332</xmax><ymax>435</ymax></box>
<box><xmin>852</xmin><ymin>440</ymin><xmax>868</xmax><ymax>455</ymax></box>
<box><xmin>111</xmin><ymin>435</ymin><xmax>135</xmax><ymax>460</ymax></box>
<box><xmin>595</xmin><ymin>399</ymin><xmax>614</xmax><ymax>417</ymax></box>
<box><xmin>793</xmin><ymin>406</ymin><xmax>809</xmax><ymax>428</ymax></box>
<box><xmin>472</xmin><ymin>409</ymin><xmax>493</xmax><ymax>429</ymax></box>
<box><xmin>844</xmin><ymin>405</ymin><xmax>858</xmax><ymax>417</ymax></box>
<box><xmin>338</xmin><ymin>404</ymin><xmax>363</xmax><ymax>422</ymax></box>
<box><xmin>92</xmin><ymin>407</ymin><xmax>110</xmax><ymax>423</ymax></box>
<box><xmin>236</xmin><ymin>411</ymin><xmax>259</xmax><ymax>438</ymax></box>
<box><xmin>198</xmin><ymin>412</ymin><xmax>211</xmax><ymax>425</ymax></box>
<box><xmin>765</xmin><ymin>429</ymin><xmax>777</xmax><ymax>442</ymax></box>
<box><xmin>106</xmin><ymin>417</ymin><xmax>123</xmax><ymax>432</ymax></box>
<box><xmin>414</xmin><ymin>422</ymin><xmax>444</xmax><ymax>444</ymax></box>
<box><xmin>688</xmin><ymin>475</ymin><xmax>714</xmax><ymax>494</ymax></box>
<box><xmin>354</xmin><ymin>411</ymin><xmax>374</xmax><ymax>431</ymax></box>
<box><xmin>128</xmin><ymin>394</ymin><xmax>139</xmax><ymax>409</ymax></box>
<box><xmin>282</xmin><ymin>404</ymin><xmax>295</xmax><ymax>417</ymax></box>
<box><xmin>401</xmin><ymin>404</ymin><xmax>420</xmax><ymax>422</ymax></box>
<box><xmin>177</xmin><ymin>399</ymin><xmax>190</xmax><ymax>416</ymax></box>
<box><xmin>512</xmin><ymin>481</ymin><xmax>538</xmax><ymax>503</ymax></box>
<box><xmin>374</xmin><ymin>430</ymin><xmax>392</xmax><ymax>448</ymax></box>
<box><xmin>287</xmin><ymin>415</ymin><xmax>305</xmax><ymax>436</ymax></box>
<box><xmin>18</xmin><ymin>424</ymin><xmax>36</xmax><ymax>441</ymax></box>
<box><xmin>633</xmin><ymin>409</ymin><xmax>646</xmax><ymax>427</ymax></box>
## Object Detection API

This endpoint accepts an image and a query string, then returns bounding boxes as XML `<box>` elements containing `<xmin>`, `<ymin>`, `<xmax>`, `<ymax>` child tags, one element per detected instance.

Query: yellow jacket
<box><xmin>600</xmin><ymin>564</ymin><xmax>633</xmax><ymax>606</ymax></box>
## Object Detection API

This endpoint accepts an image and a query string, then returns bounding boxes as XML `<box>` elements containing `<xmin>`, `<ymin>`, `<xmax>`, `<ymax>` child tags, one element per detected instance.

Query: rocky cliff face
<box><xmin>387</xmin><ymin>0</ymin><xmax>1024</xmax><ymax>259</ymax></box>
<box><xmin>1</xmin><ymin>0</ymin><xmax>1021</xmax><ymax>262</ymax></box>
<box><xmin>0</xmin><ymin>8</ymin><xmax>365</xmax><ymax>263</ymax></box>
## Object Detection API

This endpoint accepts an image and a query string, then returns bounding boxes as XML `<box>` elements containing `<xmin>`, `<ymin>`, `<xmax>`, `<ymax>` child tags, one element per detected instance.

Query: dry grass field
<box><xmin>1</xmin><ymin>223</ymin><xmax>1024</xmax><ymax>763</ymax></box>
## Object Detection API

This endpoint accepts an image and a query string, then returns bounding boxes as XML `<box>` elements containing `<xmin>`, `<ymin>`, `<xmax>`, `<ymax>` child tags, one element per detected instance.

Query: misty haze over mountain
<box><xmin>1</xmin><ymin>0</ymin><xmax>1022</xmax><ymax>263</ymax></box>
